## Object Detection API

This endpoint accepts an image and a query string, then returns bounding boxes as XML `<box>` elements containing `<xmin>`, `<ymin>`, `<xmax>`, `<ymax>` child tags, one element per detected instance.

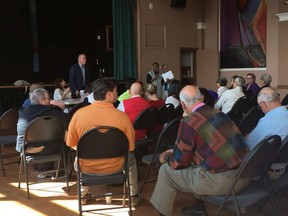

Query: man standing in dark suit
<box><xmin>69</xmin><ymin>54</ymin><xmax>90</xmax><ymax>98</ymax></box>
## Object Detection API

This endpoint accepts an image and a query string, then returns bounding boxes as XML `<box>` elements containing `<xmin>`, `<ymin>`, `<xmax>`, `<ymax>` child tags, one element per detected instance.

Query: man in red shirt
<box><xmin>117</xmin><ymin>82</ymin><xmax>151</xmax><ymax>140</ymax></box>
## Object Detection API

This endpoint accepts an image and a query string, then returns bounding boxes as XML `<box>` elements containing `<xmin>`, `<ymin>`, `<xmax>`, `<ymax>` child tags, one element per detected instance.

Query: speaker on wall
<box><xmin>170</xmin><ymin>0</ymin><xmax>186</xmax><ymax>8</ymax></box>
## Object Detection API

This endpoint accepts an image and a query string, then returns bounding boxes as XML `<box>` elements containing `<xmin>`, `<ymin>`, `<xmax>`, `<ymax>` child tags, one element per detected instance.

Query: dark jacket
<box><xmin>69</xmin><ymin>63</ymin><xmax>90</xmax><ymax>94</ymax></box>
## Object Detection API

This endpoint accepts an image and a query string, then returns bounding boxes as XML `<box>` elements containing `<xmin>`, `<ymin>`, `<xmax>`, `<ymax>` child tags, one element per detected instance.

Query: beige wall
<box><xmin>137</xmin><ymin>0</ymin><xmax>202</xmax><ymax>83</ymax></box>
<box><xmin>137</xmin><ymin>0</ymin><xmax>288</xmax><ymax>99</ymax></box>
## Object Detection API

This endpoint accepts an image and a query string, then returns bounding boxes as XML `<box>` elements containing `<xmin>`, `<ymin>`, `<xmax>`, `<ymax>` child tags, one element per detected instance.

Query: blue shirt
<box><xmin>245</xmin><ymin>106</ymin><xmax>288</xmax><ymax>150</ymax></box>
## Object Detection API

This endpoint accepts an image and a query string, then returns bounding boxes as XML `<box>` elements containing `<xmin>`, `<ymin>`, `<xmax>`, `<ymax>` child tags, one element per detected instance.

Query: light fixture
<box><xmin>284</xmin><ymin>1</ymin><xmax>288</xmax><ymax>7</ymax></box>
<box><xmin>196</xmin><ymin>22</ymin><xmax>206</xmax><ymax>30</ymax></box>
<box><xmin>275</xmin><ymin>12</ymin><xmax>288</xmax><ymax>22</ymax></box>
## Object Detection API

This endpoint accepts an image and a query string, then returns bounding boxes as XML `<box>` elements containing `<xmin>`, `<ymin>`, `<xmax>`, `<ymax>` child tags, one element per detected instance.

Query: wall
<box><xmin>137</xmin><ymin>0</ymin><xmax>202</xmax><ymax>83</ymax></box>
<box><xmin>137</xmin><ymin>0</ymin><xmax>288</xmax><ymax>100</ymax></box>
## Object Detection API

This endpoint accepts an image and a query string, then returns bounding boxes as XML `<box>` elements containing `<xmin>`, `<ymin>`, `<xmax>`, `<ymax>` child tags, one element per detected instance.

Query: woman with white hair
<box><xmin>259</xmin><ymin>73</ymin><xmax>272</xmax><ymax>90</ymax></box>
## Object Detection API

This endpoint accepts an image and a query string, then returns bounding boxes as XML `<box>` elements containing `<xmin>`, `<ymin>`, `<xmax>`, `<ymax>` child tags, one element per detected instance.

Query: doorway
<box><xmin>180</xmin><ymin>48</ymin><xmax>198</xmax><ymax>85</ymax></box>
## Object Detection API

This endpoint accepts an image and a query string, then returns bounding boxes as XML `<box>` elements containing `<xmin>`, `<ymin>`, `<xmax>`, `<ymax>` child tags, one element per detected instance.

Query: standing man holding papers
<box><xmin>161</xmin><ymin>64</ymin><xmax>174</xmax><ymax>100</ymax></box>
<box><xmin>69</xmin><ymin>54</ymin><xmax>90</xmax><ymax>98</ymax></box>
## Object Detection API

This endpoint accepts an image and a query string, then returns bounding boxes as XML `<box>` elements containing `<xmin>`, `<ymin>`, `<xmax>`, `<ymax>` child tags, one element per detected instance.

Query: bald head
<box><xmin>130</xmin><ymin>82</ymin><xmax>143</xmax><ymax>96</ymax></box>
<box><xmin>258</xmin><ymin>87</ymin><xmax>280</xmax><ymax>103</ymax></box>
<box><xmin>179</xmin><ymin>85</ymin><xmax>202</xmax><ymax>106</ymax></box>
<box><xmin>257</xmin><ymin>87</ymin><xmax>281</xmax><ymax>113</ymax></box>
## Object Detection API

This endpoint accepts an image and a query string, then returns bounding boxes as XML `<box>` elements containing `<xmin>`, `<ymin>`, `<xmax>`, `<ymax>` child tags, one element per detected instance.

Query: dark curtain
<box><xmin>112</xmin><ymin>0</ymin><xmax>137</xmax><ymax>80</ymax></box>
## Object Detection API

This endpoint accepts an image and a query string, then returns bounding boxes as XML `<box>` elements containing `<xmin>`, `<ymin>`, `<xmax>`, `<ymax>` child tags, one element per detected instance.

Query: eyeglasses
<box><xmin>42</xmin><ymin>97</ymin><xmax>51</xmax><ymax>101</ymax></box>
<box><xmin>246</xmin><ymin>77</ymin><xmax>253</xmax><ymax>79</ymax></box>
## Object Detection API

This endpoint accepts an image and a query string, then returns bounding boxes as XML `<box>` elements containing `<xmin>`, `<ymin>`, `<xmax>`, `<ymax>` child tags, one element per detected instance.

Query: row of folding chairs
<box><xmin>200</xmin><ymin>135</ymin><xmax>288</xmax><ymax>215</ymax></box>
<box><xmin>0</xmin><ymin>107</ymin><xmax>20</xmax><ymax>176</ymax></box>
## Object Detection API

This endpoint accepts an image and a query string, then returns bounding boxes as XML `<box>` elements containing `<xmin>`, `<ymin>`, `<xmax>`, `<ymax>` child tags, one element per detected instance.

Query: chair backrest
<box><xmin>24</xmin><ymin>116</ymin><xmax>65</xmax><ymax>143</ymax></box>
<box><xmin>236</xmin><ymin>135</ymin><xmax>281</xmax><ymax>180</ymax></box>
<box><xmin>174</xmin><ymin>104</ymin><xmax>184</xmax><ymax>118</ymax></box>
<box><xmin>230</xmin><ymin>96</ymin><xmax>249</xmax><ymax>113</ymax></box>
<box><xmin>77</xmin><ymin>126</ymin><xmax>129</xmax><ymax>159</ymax></box>
<box><xmin>69</xmin><ymin>101</ymin><xmax>90</xmax><ymax>116</ymax></box>
<box><xmin>226</xmin><ymin>110</ymin><xmax>243</xmax><ymax>126</ymax></box>
<box><xmin>155</xmin><ymin>117</ymin><xmax>181</xmax><ymax>152</ymax></box>
<box><xmin>238</xmin><ymin>106</ymin><xmax>264</xmax><ymax>135</ymax></box>
<box><xmin>281</xmin><ymin>93</ymin><xmax>288</xmax><ymax>105</ymax></box>
<box><xmin>159</xmin><ymin>103</ymin><xmax>174</xmax><ymax>124</ymax></box>
<box><xmin>273</xmin><ymin>135</ymin><xmax>288</xmax><ymax>164</ymax></box>
<box><xmin>0</xmin><ymin>107</ymin><xmax>20</xmax><ymax>132</ymax></box>
<box><xmin>133</xmin><ymin>107</ymin><xmax>159</xmax><ymax>130</ymax></box>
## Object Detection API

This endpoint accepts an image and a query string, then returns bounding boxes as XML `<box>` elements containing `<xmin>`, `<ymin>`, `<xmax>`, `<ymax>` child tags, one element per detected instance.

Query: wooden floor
<box><xmin>1</xmin><ymin>147</ymin><xmax>288</xmax><ymax>216</ymax></box>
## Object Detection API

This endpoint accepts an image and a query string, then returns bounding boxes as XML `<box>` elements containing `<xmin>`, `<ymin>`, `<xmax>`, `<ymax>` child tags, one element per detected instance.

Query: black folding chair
<box><xmin>159</xmin><ymin>103</ymin><xmax>174</xmax><ymax>124</ymax></box>
<box><xmin>271</xmin><ymin>136</ymin><xmax>288</xmax><ymax>195</ymax></box>
<box><xmin>133</xmin><ymin>107</ymin><xmax>159</xmax><ymax>161</ymax></box>
<box><xmin>140</xmin><ymin>117</ymin><xmax>181</xmax><ymax>194</ymax></box>
<box><xmin>0</xmin><ymin>107</ymin><xmax>20</xmax><ymax>176</ymax></box>
<box><xmin>201</xmin><ymin>135</ymin><xmax>282</xmax><ymax>216</ymax></box>
<box><xmin>174</xmin><ymin>104</ymin><xmax>184</xmax><ymax>118</ymax></box>
<box><xmin>238</xmin><ymin>106</ymin><xmax>264</xmax><ymax>136</ymax></box>
<box><xmin>17</xmin><ymin>116</ymin><xmax>69</xmax><ymax>199</ymax></box>
<box><xmin>281</xmin><ymin>93</ymin><xmax>288</xmax><ymax>105</ymax></box>
<box><xmin>76</xmin><ymin>126</ymin><xmax>132</xmax><ymax>216</ymax></box>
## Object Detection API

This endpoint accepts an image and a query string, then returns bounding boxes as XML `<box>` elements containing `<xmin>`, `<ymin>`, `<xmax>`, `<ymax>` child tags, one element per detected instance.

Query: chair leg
<box><xmin>265</xmin><ymin>176</ymin><xmax>280</xmax><ymax>216</ymax></box>
<box><xmin>139</xmin><ymin>162</ymin><xmax>153</xmax><ymax>194</ymax></box>
<box><xmin>122</xmin><ymin>182</ymin><xmax>126</xmax><ymax>207</ymax></box>
<box><xmin>0</xmin><ymin>147</ymin><xmax>6</xmax><ymax>177</ymax></box>
<box><xmin>23</xmin><ymin>159</ymin><xmax>30</xmax><ymax>199</ymax></box>
<box><xmin>62</xmin><ymin>152</ymin><xmax>70</xmax><ymax>192</ymax></box>
<box><xmin>18</xmin><ymin>156</ymin><xmax>24</xmax><ymax>188</ymax></box>
<box><xmin>77</xmin><ymin>171</ymin><xmax>82</xmax><ymax>215</ymax></box>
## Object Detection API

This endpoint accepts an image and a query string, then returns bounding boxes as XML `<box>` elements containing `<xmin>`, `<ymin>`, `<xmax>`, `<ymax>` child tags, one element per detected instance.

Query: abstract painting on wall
<box><xmin>220</xmin><ymin>0</ymin><xmax>267</xmax><ymax>69</ymax></box>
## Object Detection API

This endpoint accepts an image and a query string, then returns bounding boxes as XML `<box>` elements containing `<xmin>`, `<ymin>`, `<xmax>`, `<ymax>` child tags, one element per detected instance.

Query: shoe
<box><xmin>181</xmin><ymin>206</ymin><xmax>207</xmax><ymax>216</ymax></box>
<box><xmin>131</xmin><ymin>195</ymin><xmax>143</xmax><ymax>207</ymax></box>
<box><xmin>37</xmin><ymin>173</ymin><xmax>54</xmax><ymax>179</ymax></box>
<box><xmin>81</xmin><ymin>193</ymin><xmax>92</xmax><ymax>205</ymax></box>
<box><xmin>37</xmin><ymin>173</ymin><xmax>47</xmax><ymax>179</ymax></box>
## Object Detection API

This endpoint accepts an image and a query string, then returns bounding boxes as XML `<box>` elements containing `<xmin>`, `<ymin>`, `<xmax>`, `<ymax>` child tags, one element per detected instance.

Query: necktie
<box><xmin>81</xmin><ymin>65</ymin><xmax>85</xmax><ymax>87</ymax></box>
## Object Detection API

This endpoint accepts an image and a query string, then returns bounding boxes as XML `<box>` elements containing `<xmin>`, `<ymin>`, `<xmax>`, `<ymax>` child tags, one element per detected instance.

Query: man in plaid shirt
<box><xmin>150</xmin><ymin>85</ymin><xmax>249</xmax><ymax>216</ymax></box>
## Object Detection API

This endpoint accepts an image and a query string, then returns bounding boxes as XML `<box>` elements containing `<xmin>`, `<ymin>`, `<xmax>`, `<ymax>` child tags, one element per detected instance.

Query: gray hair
<box><xmin>30</xmin><ymin>88</ymin><xmax>48</xmax><ymax>105</ymax></box>
<box><xmin>235</xmin><ymin>76</ymin><xmax>245</xmax><ymax>87</ymax></box>
<box><xmin>179</xmin><ymin>86</ymin><xmax>202</xmax><ymax>106</ymax></box>
<box><xmin>257</xmin><ymin>88</ymin><xmax>280</xmax><ymax>103</ymax></box>
<box><xmin>260</xmin><ymin>73</ymin><xmax>272</xmax><ymax>85</ymax></box>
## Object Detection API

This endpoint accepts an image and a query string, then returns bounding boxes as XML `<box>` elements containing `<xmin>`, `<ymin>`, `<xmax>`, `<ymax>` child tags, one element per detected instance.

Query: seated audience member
<box><xmin>16</xmin><ymin>88</ymin><xmax>71</xmax><ymax>179</ymax></box>
<box><xmin>22</xmin><ymin>83</ymin><xmax>44</xmax><ymax>107</ymax></box>
<box><xmin>145</xmin><ymin>83</ymin><xmax>165</xmax><ymax>134</ymax></box>
<box><xmin>145</xmin><ymin>84</ymin><xmax>165</xmax><ymax>109</ymax></box>
<box><xmin>246</xmin><ymin>87</ymin><xmax>288</xmax><ymax>149</ymax></box>
<box><xmin>246</xmin><ymin>87</ymin><xmax>288</xmax><ymax>179</ymax></box>
<box><xmin>259</xmin><ymin>73</ymin><xmax>272</xmax><ymax>91</ymax></box>
<box><xmin>84</xmin><ymin>83</ymin><xmax>94</xmax><ymax>103</ymax></box>
<box><xmin>66</xmin><ymin>78</ymin><xmax>141</xmax><ymax>206</ymax></box>
<box><xmin>229</xmin><ymin>75</ymin><xmax>238</xmax><ymax>89</ymax></box>
<box><xmin>118</xmin><ymin>77</ymin><xmax>136</xmax><ymax>102</ymax></box>
<box><xmin>214</xmin><ymin>76</ymin><xmax>245</xmax><ymax>113</ymax></box>
<box><xmin>150</xmin><ymin>85</ymin><xmax>249</xmax><ymax>216</ymax></box>
<box><xmin>53</xmin><ymin>77</ymin><xmax>71</xmax><ymax>100</ymax></box>
<box><xmin>216</xmin><ymin>76</ymin><xmax>228</xmax><ymax>99</ymax></box>
<box><xmin>199</xmin><ymin>87</ymin><xmax>215</xmax><ymax>108</ymax></box>
<box><xmin>244</xmin><ymin>73</ymin><xmax>260</xmax><ymax>97</ymax></box>
<box><xmin>165</xmin><ymin>79</ymin><xmax>184</xmax><ymax>108</ymax></box>
<box><xmin>118</xmin><ymin>82</ymin><xmax>151</xmax><ymax>141</ymax></box>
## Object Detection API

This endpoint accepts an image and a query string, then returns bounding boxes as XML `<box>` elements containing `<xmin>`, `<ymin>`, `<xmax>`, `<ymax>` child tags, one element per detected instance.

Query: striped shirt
<box><xmin>169</xmin><ymin>105</ymin><xmax>248</xmax><ymax>173</ymax></box>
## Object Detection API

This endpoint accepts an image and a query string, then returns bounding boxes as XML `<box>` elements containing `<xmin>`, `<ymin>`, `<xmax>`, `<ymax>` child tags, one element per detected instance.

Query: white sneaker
<box><xmin>37</xmin><ymin>173</ymin><xmax>47</xmax><ymax>179</ymax></box>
